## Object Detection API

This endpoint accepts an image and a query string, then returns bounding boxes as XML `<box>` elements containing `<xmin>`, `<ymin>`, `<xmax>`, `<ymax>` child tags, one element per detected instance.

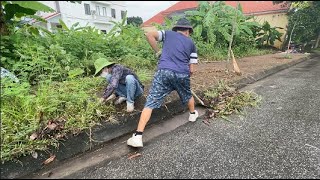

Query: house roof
<box><xmin>31</xmin><ymin>12</ymin><xmax>61</xmax><ymax>24</ymax></box>
<box><xmin>142</xmin><ymin>1</ymin><xmax>289</xmax><ymax>27</ymax></box>
<box><xmin>142</xmin><ymin>1</ymin><xmax>198</xmax><ymax>27</ymax></box>
<box><xmin>225</xmin><ymin>1</ymin><xmax>289</xmax><ymax>15</ymax></box>
<box><xmin>43</xmin><ymin>12</ymin><xmax>61</xmax><ymax>20</ymax></box>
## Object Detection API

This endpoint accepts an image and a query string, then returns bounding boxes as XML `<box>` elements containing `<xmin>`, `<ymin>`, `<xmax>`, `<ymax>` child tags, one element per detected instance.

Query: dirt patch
<box><xmin>191</xmin><ymin>53</ymin><xmax>307</xmax><ymax>91</ymax></box>
<box><xmin>114</xmin><ymin>52</ymin><xmax>308</xmax><ymax>113</ymax></box>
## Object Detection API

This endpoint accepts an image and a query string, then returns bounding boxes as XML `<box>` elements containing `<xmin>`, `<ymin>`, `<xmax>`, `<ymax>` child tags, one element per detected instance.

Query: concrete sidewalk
<box><xmin>0</xmin><ymin>53</ymin><xmax>318</xmax><ymax>179</ymax></box>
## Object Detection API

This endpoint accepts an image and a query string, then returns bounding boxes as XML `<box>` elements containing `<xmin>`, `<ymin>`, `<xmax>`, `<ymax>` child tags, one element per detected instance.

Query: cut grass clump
<box><xmin>201</xmin><ymin>80</ymin><xmax>262</xmax><ymax>121</ymax></box>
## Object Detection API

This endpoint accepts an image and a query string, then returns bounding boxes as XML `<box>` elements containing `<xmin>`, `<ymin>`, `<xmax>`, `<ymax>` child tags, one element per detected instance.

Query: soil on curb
<box><xmin>114</xmin><ymin>52</ymin><xmax>308</xmax><ymax>113</ymax></box>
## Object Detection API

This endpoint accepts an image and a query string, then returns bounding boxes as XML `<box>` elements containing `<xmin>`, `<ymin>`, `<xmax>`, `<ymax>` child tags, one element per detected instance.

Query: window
<box><xmin>101</xmin><ymin>30</ymin><xmax>106</xmax><ymax>34</ymax></box>
<box><xmin>84</xmin><ymin>4</ymin><xmax>91</xmax><ymax>15</ymax></box>
<box><xmin>50</xmin><ymin>22</ymin><xmax>62</xmax><ymax>33</ymax></box>
<box><xmin>121</xmin><ymin>10</ymin><xmax>126</xmax><ymax>19</ymax></box>
<box><xmin>96</xmin><ymin>5</ymin><xmax>100</xmax><ymax>16</ymax></box>
<box><xmin>111</xmin><ymin>8</ymin><xmax>116</xmax><ymax>18</ymax></box>
<box><xmin>102</xmin><ymin>7</ymin><xmax>107</xmax><ymax>16</ymax></box>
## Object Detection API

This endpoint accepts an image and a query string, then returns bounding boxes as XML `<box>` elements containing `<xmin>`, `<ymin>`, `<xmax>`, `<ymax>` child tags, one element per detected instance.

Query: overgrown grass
<box><xmin>0</xmin><ymin>77</ymin><xmax>115</xmax><ymax>163</ymax></box>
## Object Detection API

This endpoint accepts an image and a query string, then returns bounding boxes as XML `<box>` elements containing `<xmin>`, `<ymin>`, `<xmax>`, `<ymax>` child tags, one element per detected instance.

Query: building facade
<box><xmin>35</xmin><ymin>1</ymin><xmax>126</xmax><ymax>33</ymax></box>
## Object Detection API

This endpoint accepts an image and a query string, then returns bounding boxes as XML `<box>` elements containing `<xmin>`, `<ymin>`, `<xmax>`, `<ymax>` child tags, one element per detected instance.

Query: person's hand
<box><xmin>105</xmin><ymin>94</ymin><xmax>116</xmax><ymax>102</ymax></box>
<box><xmin>155</xmin><ymin>50</ymin><xmax>162</xmax><ymax>59</ymax></box>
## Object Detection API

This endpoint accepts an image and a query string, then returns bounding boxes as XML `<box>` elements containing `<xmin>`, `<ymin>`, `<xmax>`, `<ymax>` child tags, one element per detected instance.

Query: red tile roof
<box><xmin>142</xmin><ymin>1</ymin><xmax>198</xmax><ymax>27</ymax></box>
<box><xmin>225</xmin><ymin>1</ymin><xmax>289</xmax><ymax>15</ymax></box>
<box><xmin>142</xmin><ymin>1</ymin><xmax>289</xmax><ymax>27</ymax></box>
<box><xmin>31</xmin><ymin>12</ymin><xmax>61</xmax><ymax>24</ymax></box>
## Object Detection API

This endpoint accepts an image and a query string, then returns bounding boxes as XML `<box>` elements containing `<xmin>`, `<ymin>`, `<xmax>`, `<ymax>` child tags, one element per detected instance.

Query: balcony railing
<box><xmin>93</xmin><ymin>15</ymin><xmax>113</xmax><ymax>23</ymax></box>
<box><xmin>94</xmin><ymin>1</ymin><xmax>112</xmax><ymax>5</ymax></box>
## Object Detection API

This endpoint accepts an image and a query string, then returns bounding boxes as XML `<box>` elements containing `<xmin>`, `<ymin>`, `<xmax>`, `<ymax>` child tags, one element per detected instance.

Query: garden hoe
<box><xmin>191</xmin><ymin>90</ymin><xmax>207</xmax><ymax>107</ymax></box>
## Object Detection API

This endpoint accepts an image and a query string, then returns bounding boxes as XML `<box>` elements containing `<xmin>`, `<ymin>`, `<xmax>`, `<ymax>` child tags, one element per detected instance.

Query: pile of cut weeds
<box><xmin>199</xmin><ymin>80</ymin><xmax>261</xmax><ymax>122</ymax></box>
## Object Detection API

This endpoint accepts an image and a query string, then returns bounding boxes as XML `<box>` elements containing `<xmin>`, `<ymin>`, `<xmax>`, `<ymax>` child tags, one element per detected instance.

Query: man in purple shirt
<box><xmin>127</xmin><ymin>18</ymin><xmax>199</xmax><ymax>147</ymax></box>
<box><xmin>94</xmin><ymin>58</ymin><xmax>144</xmax><ymax>112</ymax></box>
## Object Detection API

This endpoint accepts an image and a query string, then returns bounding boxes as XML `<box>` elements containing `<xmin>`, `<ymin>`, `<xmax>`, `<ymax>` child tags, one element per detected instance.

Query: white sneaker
<box><xmin>126</xmin><ymin>102</ymin><xmax>134</xmax><ymax>112</ymax></box>
<box><xmin>127</xmin><ymin>133</ymin><xmax>143</xmax><ymax>147</ymax></box>
<box><xmin>188</xmin><ymin>110</ymin><xmax>199</xmax><ymax>122</ymax></box>
<box><xmin>115</xmin><ymin>97</ymin><xmax>127</xmax><ymax>105</ymax></box>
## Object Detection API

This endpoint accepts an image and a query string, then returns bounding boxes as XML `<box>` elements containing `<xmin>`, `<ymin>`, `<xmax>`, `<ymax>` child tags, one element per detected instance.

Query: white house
<box><xmin>35</xmin><ymin>1</ymin><xmax>127</xmax><ymax>33</ymax></box>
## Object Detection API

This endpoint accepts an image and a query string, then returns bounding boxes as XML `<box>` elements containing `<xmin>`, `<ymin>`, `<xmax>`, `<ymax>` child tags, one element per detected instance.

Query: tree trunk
<box><xmin>315</xmin><ymin>31</ymin><xmax>320</xmax><ymax>48</ymax></box>
<box><xmin>0</xmin><ymin>1</ymin><xmax>9</xmax><ymax>36</ymax></box>
<box><xmin>286</xmin><ymin>22</ymin><xmax>297</xmax><ymax>56</ymax></box>
<box><xmin>226</xmin><ymin>1</ymin><xmax>240</xmax><ymax>75</ymax></box>
<box><xmin>227</xmin><ymin>3</ymin><xmax>238</xmax><ymax>63</ymax></box>
<box><xmin>281</xmin><ymin>32</ymin><xmax>289</xmax><ymax>51</ymax></box>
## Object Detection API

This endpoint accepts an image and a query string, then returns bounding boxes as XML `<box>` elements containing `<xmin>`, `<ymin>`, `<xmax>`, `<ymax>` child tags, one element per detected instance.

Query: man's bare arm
<box><xmin>145</xmin><ymin>31</ymin><xmax>160</xmax><ymax>54</ymax></box>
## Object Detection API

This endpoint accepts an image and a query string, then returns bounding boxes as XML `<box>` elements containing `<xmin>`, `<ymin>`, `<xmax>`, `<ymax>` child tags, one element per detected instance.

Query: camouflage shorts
<box><xmin>144</xmin><ymin>69</ymin><xmax>192</xmax><ymax>109</ymax></box>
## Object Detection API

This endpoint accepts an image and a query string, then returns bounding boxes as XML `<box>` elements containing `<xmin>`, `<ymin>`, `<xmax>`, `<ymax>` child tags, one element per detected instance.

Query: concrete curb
<box><xmin>0</xmin><ymin>53</ymin><xmax>317</xmax><ymax>179</ymax></box>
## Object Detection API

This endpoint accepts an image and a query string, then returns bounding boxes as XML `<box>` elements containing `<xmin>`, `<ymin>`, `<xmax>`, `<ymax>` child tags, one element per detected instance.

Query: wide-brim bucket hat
<box><xmin>172</xmin><ymin>17</ymin><xmax>193</xmax><ymax>33</ymax></box>
<box><xmin>94</xmin><ymin>58</ymin><xmax>115</xmax><ymax>76</ymax></box>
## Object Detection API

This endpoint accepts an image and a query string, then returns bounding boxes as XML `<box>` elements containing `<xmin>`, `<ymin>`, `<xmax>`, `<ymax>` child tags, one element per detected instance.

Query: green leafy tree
<box><xmin>152</xmin><ymin>15</ymin><xmax>182</xmax><ymax>31</ymax></box>
<box><xmin>274</xmin><ymin>1</ymin><xmax>320</xmax><ymax>49</ymax></box>
<box><xmin>287</xmin><ymin>1</ymin><xmax>320</xmax><ymax>49</ymax></box>
<box><xmin>127</xmin><ymin>16</ymin><xmax>143</xmax><ymax>26</ymax></box>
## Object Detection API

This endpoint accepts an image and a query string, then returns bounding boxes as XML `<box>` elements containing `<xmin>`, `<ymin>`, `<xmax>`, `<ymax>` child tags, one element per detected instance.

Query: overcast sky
<box><xmin>126</xmin><ymin>1</ymin><xmax>178</xmax><ymax>22</ymax></box>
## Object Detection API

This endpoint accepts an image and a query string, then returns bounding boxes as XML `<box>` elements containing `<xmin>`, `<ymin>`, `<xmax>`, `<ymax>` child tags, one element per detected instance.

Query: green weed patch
<box><xmin>1</xmin><ymin>77</ymin><xmax>115</xmax><ymax>163</ymax></box>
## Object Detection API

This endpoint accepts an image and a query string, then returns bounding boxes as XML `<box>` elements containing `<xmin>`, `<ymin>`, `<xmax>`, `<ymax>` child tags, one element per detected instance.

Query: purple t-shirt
<box><xmin>157</xmin><ymin>30</ymin><xmax>198</xmax><ymax>74</ymax></box>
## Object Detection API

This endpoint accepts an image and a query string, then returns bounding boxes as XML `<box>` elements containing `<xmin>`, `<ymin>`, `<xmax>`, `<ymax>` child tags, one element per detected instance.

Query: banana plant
<box><xmin>1</xmin><ymin>1</ymin><xmax>54</xmax><ymax>35</ymax></box>
<box><xmin>152</xmin><ymin>15</ymin><xmax>180</xmax><ymax>32</ymax></box>
<box><xmin>256</xmin><ymin>21</ymin><xmax>283</xmax><ymax>46</ymax></box>
<box><xmin>186</xmin><ymin>1</ymin><xmax>259</xmax><ymax>44</ymax></box>
<box><xmin>107</xmin><ymin>11</ymin><xmax>127</xmax><ymax>38</ymax></box>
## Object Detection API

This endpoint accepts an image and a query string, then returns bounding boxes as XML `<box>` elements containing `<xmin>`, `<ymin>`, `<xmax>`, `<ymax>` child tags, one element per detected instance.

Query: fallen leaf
<box><xmin>209</xmin><ymin>112</ymin><xmax>215</xmax><ymax>118</ymax></box>
<box><xmin>47</xmin><ymin>123</ymin><xmax>57</xmax><ymax>130</ymax></box>
<box><xmin>128</xmin><ymin>152</ymin><xmax>142</xmax><ymax>160</ymax></box>
<box><xmin>55</xmin><ymin>133</ymin><xmax>65</xmax><ymax>139</ymax></box>
<box><xmin>202</xmin><ymin>120</ymin><xmax>210</xmax><ymax>126</ymax></box>
<box><xmin>43</xmin><ymin>154</ymin><xmax>56</xmax><ymax>165</ymax></box>
<box><xmin>32</xmin><ymin>151</ymin><xmax>38</xmax><ymax>159</ymax></box>
<box><xmin>30</xmin><ymin>132</ymin><xmax>38</xmax><ymax>140</ymax></box>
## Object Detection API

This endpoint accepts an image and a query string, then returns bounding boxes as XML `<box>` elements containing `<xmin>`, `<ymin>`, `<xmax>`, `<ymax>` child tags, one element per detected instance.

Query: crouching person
<box><xmin>94</xmin><ymin>58</ymin><xmax>144</xmax><ymax>112</ymax></box>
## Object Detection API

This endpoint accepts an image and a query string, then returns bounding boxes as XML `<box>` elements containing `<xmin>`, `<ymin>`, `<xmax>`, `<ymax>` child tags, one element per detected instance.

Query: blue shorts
<box><xmin>145</xmin><ymin>69</ymin><xmax>192</xmax><ymax>109</ymax></box>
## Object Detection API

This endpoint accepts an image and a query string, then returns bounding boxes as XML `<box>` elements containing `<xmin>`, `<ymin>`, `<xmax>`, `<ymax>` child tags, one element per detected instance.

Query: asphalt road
<box><xmin>36</xmin><ymin>56</ymin><xmax>320</xmax><ymax>179</ymax></box>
